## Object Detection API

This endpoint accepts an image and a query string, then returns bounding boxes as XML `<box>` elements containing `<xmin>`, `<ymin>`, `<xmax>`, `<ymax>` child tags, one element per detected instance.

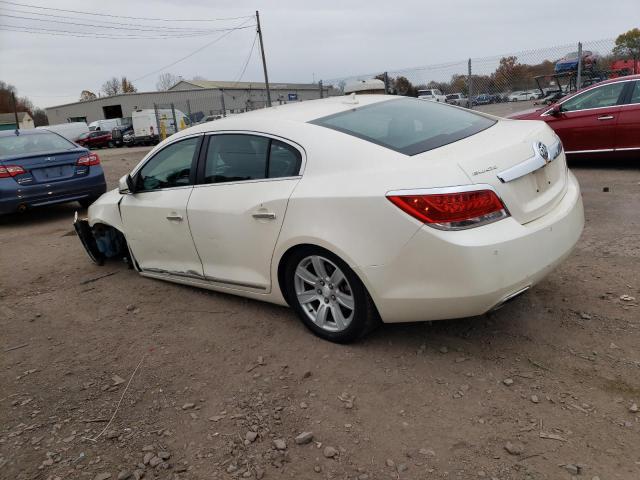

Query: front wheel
<box><xmin>284</xmin><ymin>248</ymin><xmax>379</xmax><ymax>343</ymax></box>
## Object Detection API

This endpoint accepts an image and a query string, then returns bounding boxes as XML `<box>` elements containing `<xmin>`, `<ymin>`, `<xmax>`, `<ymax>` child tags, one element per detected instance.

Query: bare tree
<box><xmin>156</xmin><ymin>73</ymin><xmax>180</xmax><ymax>91</ymax></box>
<box><xmin>121</xmin><ymin>76</ymin><xmax>137</xmax><ymax>93</ymax></box>
<box><xmin>102</xmin><ymin>77</ymin><xmax>121</xmax><ymax>96</ymax></box>
<box><xmin>79</xmin><ymin>90</ymin><xmax>97</xmax><ymax>101</ymax></box>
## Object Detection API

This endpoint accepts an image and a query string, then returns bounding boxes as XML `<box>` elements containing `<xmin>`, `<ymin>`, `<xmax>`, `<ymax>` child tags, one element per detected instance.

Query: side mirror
<box><xmin>549</xmin><ymin>104</ymin><xmax>562</xmax><ymax>116</ymax></box>
<box><xmin>118</xmin><ymin>174</ymin><xmax>136</xmax><ymax>194</ymax></box>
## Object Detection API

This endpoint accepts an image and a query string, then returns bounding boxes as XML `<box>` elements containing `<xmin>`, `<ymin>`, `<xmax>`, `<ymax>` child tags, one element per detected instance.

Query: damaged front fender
<box><xmin>74</xmin><ymin>211</ymin><xmax>105</xmax><ymax>265</ymax></box>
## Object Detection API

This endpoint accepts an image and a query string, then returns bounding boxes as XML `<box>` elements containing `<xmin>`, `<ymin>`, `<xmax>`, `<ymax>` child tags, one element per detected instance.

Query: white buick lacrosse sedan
<box><xmin>75</xmin><ymin>95</ymin><xmax>584</xmax><ymax>343</ymax></box>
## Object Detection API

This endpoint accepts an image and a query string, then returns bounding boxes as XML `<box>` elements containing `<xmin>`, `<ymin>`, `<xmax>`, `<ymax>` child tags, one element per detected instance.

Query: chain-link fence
<box><xmin>323</xmin><ymin>38</ymin><xmax>631</xmax><ymax>115</ymax></box>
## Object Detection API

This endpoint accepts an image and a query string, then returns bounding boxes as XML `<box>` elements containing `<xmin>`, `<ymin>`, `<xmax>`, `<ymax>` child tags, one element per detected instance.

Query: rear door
<box><xmin>187</xmin><ymin>133</ymin><xmax>303</xmax><ymax>292</ymax></box>
<box><xmin>615</xmin><ymin>80</ymin><xmax>640</xmax><ymax>151</ymax></box>
<box><xmin>545</xmin><ymin>80</ymin><xmax>626</xmax><ymax>153</ymax></box>
<box><xmin>120</xmin><ymin>135</ymin><xmax>204</xmax><ymax>275</ymax></box>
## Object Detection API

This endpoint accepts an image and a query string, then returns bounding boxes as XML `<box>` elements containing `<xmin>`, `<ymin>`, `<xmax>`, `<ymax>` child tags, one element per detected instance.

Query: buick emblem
<box><xmin>536</xmin><ymin>142</ymin><xmax>549</xmax><ymax>161</ymax></box>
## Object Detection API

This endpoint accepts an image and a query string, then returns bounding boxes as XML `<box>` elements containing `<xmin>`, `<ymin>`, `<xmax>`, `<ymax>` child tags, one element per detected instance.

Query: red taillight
<box><xmin>76</xmin><ymin>153</ymin><xmax>100</xmax><ymax>166</ymax></box>
<box><xmin>387</xmin><ymin>189</ymin><xmax>509</xmax><ymax>230</ymax></box>
<box><xmin>0</xmin><ymin>165</ymin><xmax>26</xmax><ymax>178</ymax></box>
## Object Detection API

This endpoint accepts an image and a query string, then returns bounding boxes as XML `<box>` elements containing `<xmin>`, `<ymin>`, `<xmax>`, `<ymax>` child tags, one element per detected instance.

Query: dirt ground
<box><xmin>1</xmin><ymin>146</ymin><xmax>639</xmax><ymax>480</ymax></box>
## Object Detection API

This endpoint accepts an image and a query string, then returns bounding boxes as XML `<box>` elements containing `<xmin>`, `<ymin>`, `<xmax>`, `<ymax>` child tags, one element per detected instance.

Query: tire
<box><xmin>284</xmin><ymin>247</ymin><xmax>379</xmax><ymax>343</ymax></box>
<box><xmin>108</xmin><ymin>141</ymin><xmax>114</xmax><ymax>148</ymax></box>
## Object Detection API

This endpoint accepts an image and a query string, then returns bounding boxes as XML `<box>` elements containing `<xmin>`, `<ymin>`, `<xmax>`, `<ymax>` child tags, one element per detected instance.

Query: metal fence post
<box><xmin>319</xmin><ymin>80</ymin><xmax>324</xmax><ymax>99</ymax></box>
<box><xmin>153</xmin><ymin>103</ymin><xmax>160</xmax><ymax>141</ymax></box>
<box><xmin>220</xmin><ymin>89</ymin><xmax>226</xmax><ymax>117</ymax></box>
<box><xmin>170</xmin><ymin>103</ymin><xmax>178</xmax><ymax>134</ymax></box>
<box><xmin>467</xmin><ymin>59</ymin><xmax>473</xmax><ymax>109</ymax></box>
<box><xmin>576</xmin><ymin>42</ymin><xmax>583</xmax><ymax>91</ymax></box>
<box><xmin>186</xmin><ymin>100</ymin><xmax>192</xmax><ymax>125</ymax></box>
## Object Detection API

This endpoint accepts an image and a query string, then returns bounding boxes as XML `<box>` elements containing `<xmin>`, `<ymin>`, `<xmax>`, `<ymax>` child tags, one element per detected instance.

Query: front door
<box><xmin>615</xmin><ymin>80</ymin><xmax>640</xmax><ymax>151</ymax></box>
<box><xmin>187</xmin><ymin>133</ymin><xmax>303</xmax><ymax>291</ymax></box>
<box><xmin>120</xmin><ymin>135</ymin><xmax>204</xmax><ymax>275</ymax></box>
<box><xmin>545</xmin><ymin>80</ymin><xmax>626</xmax><ymax>153</ymax></box>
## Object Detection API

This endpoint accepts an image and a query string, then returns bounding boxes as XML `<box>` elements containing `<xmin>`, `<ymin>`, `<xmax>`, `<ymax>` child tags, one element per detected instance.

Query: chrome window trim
<box><xmin>192</xmin><ymin>176</ymin><xmax>301</xmax><ymax>189</ymax></box>
<box><xmin>565</xmin><ymin>147</ymin><xmax>640</xmax><ymax>154</ymax></box>
<box><xmin>496</xmin><ymin>140</ymin><xmax>562</xmax><ymax>183</ymax></box>
<box><xmin>541</xmin><ymin>78</ymin><xmax>636</xmax><ymax>117</ymax></box>
<box><xmin>202</xmin><ymin>129</ymin><xmax>307</xmax><ymax>180</ymax></box>
<box><xmin>130</xmin><ymin>132</ymin><xmax>203</xmax><ymax>177</ymax></box>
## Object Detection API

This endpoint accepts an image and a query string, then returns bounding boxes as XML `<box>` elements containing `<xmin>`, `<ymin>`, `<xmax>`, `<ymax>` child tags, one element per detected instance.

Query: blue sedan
<box><xmin>0</xmin><ymin>129</ymin><xmax>106</xmax><ymax>215</ymax></box>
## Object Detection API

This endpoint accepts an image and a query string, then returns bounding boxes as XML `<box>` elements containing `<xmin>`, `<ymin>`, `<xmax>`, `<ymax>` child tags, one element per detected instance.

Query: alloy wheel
<box><xmin>293</xmin><ymin>255</ymin><xmax>355</xmax><ymax>332</ymax></box>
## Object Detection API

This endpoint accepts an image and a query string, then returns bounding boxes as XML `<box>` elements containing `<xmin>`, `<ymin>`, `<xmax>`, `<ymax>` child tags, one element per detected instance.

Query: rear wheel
<box><xmin>108</xmin><ymin>141</ymin><xmax>114</xmax><ymax>148</ymax></box>
<box><xmin>284</xmin><ymin>247</ymin><xmax>379</xmax><ymax>343</ymax></box>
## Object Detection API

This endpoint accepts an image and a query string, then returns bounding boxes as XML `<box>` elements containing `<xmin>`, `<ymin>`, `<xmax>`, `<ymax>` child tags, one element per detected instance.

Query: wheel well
<box><xmin>276</xmin><ymin>243</ymin><xmax>372</xmax><ymax>309</ymax></box>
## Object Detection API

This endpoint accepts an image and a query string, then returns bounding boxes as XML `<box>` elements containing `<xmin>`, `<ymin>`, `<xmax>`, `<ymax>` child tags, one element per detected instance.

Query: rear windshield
<box><xmin>310</xmin><ymin>97</ymin><xmax>496</xmax><ymax>155</ymax></box>
<box><xmin>0</xmin><ymin>132</ymin><xmax>76</xmax><ymax>159</ymax></box>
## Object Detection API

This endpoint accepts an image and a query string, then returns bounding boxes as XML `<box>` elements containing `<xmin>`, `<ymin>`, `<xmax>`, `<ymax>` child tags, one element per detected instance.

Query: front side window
<box><xmin>311</xmin><ymin>97</ymin><xmax>495</xmax><ymax>156</ymax></box>
<box><xmin>204</xmin><ymin>134</ymin><xmax>301</xmax><ymax>184</ymax></box>
<box><xmin>137</xmin><ymin>136</ymin><xmax>199</xmax><ymax>191</ymax></box>
<box><xmin>561</xmin><ymin>82</ymin><xmax>626</xmax><ymax>112</ymax></box>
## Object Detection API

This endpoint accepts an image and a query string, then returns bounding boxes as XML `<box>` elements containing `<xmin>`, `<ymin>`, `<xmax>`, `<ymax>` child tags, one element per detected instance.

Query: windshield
<box><xmin>310</xmin><ymin>97</ymin><xmax>496</xmax><ymax>156</ymax></box>
<box><xmin>0</xmin><ymin>132</ymin><xmax>76</xmax><ymax>159</ymax></box>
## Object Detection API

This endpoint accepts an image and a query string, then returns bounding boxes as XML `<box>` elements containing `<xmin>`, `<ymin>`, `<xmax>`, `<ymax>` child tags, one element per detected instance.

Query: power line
<box><xmin>233</xmin><ymin>32</ymin><xmax>258</xmax><ymax>85</ymax></box>
<box><xmin>0</xmin><ymin>0</ymin><xmax>253</xmax><ymax>22</ymax></box>
<box><xmin>133</xmin><ymin>17</ymin><xmax>256</xmax><ymax>82</ymax></box>
<box><xmin>0</xmin><ymin>7</ymin><xmax>234</xmax><ymax>31</ymax></box>
<box><xmin>0</xmin><ymin>24</ymin><xmax>250</xmax><ymax>39</ymax></box>
<box><xmin>0</xmin><ymin>13</ymin><xmax>251</xmax><ymax>33</ymax></box>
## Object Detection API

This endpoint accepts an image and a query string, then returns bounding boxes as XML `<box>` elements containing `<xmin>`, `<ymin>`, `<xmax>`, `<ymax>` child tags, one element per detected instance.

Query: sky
<box><xmin>0</xmin><ymin>0</ymin><xmax>638</xmax><ymax>109</ymax></box>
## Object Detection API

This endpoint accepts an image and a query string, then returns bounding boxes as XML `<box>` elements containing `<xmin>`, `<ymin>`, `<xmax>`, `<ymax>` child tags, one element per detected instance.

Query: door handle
<box><xmin>166</xmin><ymin>213</ymin><xmax>183</xmax><ymax>221</ymax></box>
<box><xmin>597</xmin><ymin>115</ymin><xmax>614</xmax><ymax>120</ymax></box>
<box><xmin>252</xmin><ymin>212</ymin><xmax>276</xmax><ymax>220</ymax></box>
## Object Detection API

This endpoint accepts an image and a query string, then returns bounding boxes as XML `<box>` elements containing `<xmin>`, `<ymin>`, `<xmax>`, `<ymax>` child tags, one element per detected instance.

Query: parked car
<box><xmin>508</xmin><ymin>91</ymin><xmax>537</xmax><ymax>101</ymax></box>
<box><xmin>0</xmin><ymin>129</ymin><xmax>106</xmax><ymax>214</ymax></box>
<box><xmin>417</xmin><ymin>89</ymin><xmax>446</xmax><ymax>102</ymax></box>
<box><xmin>111</xmin><ymin>125</ymin><xmax>133</xmax><ymax>147</ymax></box>
<box><xmin>75</xmin><ymin>130</ymin><xmax>113</xmax><ymax>149</ymax></box>
<box><xmin>534</xmin><ymin>90</ymin><xmax>566</xmax><ymax>105</ymax></box>
<box><xmin>445</xmin><ymin>93</ymin><xmax>469</xmax><ymax>107</ymax></box>
<box><xmin>75</xmin><ymin>95</ymin><xmax>583</xmax><ymax>343</ymax></box>
<box><xmin>38</xmin><ymin>122</ymin><xmax>89</xmax><ymax>142</ymax></box>
<box><xmin>509</xmin><ymin>74</ymin><xmax>640</xmax><ymax>158</ymax></box>
<box><xmin>89</xmin><ymin>119</ymin><xmax>123</xmax><ymax>132</ymax></box>
<box><xmin>473</xmin><ymin>94</ymin><xmax>493</xmax><ymax>105</ymax></box>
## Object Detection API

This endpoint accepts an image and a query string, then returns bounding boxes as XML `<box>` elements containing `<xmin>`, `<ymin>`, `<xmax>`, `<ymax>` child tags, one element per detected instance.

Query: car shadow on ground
<box><xmin>0</xmin><ymin>203</ymin><xmax>82</xmax><ymax>228</ymax></box>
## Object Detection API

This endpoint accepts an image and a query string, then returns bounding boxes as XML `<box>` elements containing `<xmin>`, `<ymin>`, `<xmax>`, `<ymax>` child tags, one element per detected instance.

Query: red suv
<box><xmin>76</xmin><ymin>130</ymin><xmax>113</xmax><ymax>149</ymax></box>
<box><xmin>510</xmin><ymin>75</ymin><xmax>640</xmax><ymax>158</ymax></box>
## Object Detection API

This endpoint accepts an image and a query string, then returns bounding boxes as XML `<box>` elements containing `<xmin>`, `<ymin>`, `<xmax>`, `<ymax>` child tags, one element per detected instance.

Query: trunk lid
<box><xmin>425</xmin><ymin>119</ymin><xmax>567</xmax><ymax>224</ymax></box>
<box><xmin>1</xmin><ymin>148</ymin><xmax>88</xmax><ymax>185</ymax></box>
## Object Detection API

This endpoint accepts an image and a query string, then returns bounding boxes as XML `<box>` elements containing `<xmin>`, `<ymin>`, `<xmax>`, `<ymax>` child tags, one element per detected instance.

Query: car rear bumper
<box><xmin>359</xmin><ymin>171</ymin><xmax>584</xmax><ymax>323</ymax></box>
<box><xmin>0</xmin><ymin>169</ymin><xmax>107</xmax><ymax>214</ymax></box>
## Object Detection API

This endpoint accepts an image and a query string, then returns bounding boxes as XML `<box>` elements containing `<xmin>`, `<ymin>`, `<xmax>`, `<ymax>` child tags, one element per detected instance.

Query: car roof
<box><xmin>184</xmin><ymin>94</ymin><xmax>399</xmax><ymax>133</ymax></box>
<box><xmin>0</xmin><ymin>128</ymin><xmax>57</xmax><ymax>138</ymax></box>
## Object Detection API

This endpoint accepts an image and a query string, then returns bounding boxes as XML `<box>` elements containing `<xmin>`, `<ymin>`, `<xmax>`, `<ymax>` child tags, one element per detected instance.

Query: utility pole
<box><xmin>255</xmin><ymin>11</ymin><xmax>272</xmax><ymax>108</ymax></box>
<box><xmin>576</xmin><ymin>42</ymin><xmax>583</xmax><ymax>92</ymax></box>
<box><xmin>12</xmin><ymin>92</ymin><xmax>19</xmax><ymax>131</ymax></box>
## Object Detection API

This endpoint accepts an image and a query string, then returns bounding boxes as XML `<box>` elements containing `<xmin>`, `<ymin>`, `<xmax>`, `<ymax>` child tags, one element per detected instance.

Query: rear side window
<box><xmin>310</xmin><ymin>97</ymin><xmax>495</xmax><ymax>156</ymax></box>
<box><xmin>204</xmin><ymin>134</ymin><xmax>301</xmax><ymax>184</ymax></box>
<box><xmin>0</xmin><ymin>132</ymin><xmax>76</xmax><ymax>159</ymax></box>
<box><xmin>629</xmin><ymin>81</ymin><xmax>640</xmax><ymax>105</ymax></box>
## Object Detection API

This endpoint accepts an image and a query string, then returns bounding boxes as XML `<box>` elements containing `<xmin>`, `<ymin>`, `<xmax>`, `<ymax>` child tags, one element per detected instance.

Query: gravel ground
<box><xmin>1</xmin><ymin>146</ymin><xmax>639</xmax><ymax>480</ymax></box>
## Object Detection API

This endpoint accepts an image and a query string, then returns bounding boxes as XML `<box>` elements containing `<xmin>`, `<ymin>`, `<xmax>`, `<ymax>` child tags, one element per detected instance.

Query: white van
<box><xmin>131</xmin><ymin>109</ymin><xmax>190</xmax><ymax>145</ymax></box>
<box><xmin>38</xmin><ymin>122</ymin><xmax>89</xmax><ymax>141</ymax></box>
<box><xmin>89</xmin><ymin>119</ymin><xmax>122</xmax><ymax>132</ymax></box>
<box><xmin>417</xmin><ymin>89</ymin><xmax>446</xmax><ymax>102</ymax></box>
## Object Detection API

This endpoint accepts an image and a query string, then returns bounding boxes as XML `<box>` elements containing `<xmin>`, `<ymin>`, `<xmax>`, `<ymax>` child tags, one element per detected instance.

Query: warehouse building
<box><xmin>0</xmin><ymin>112</ymin><xmax>34</xmax><ymax>130</ymax></box>
<box><xmin>45</xmin><ymin>80</ymin><xmax>333</xmax><ymax>125</ymax></box>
